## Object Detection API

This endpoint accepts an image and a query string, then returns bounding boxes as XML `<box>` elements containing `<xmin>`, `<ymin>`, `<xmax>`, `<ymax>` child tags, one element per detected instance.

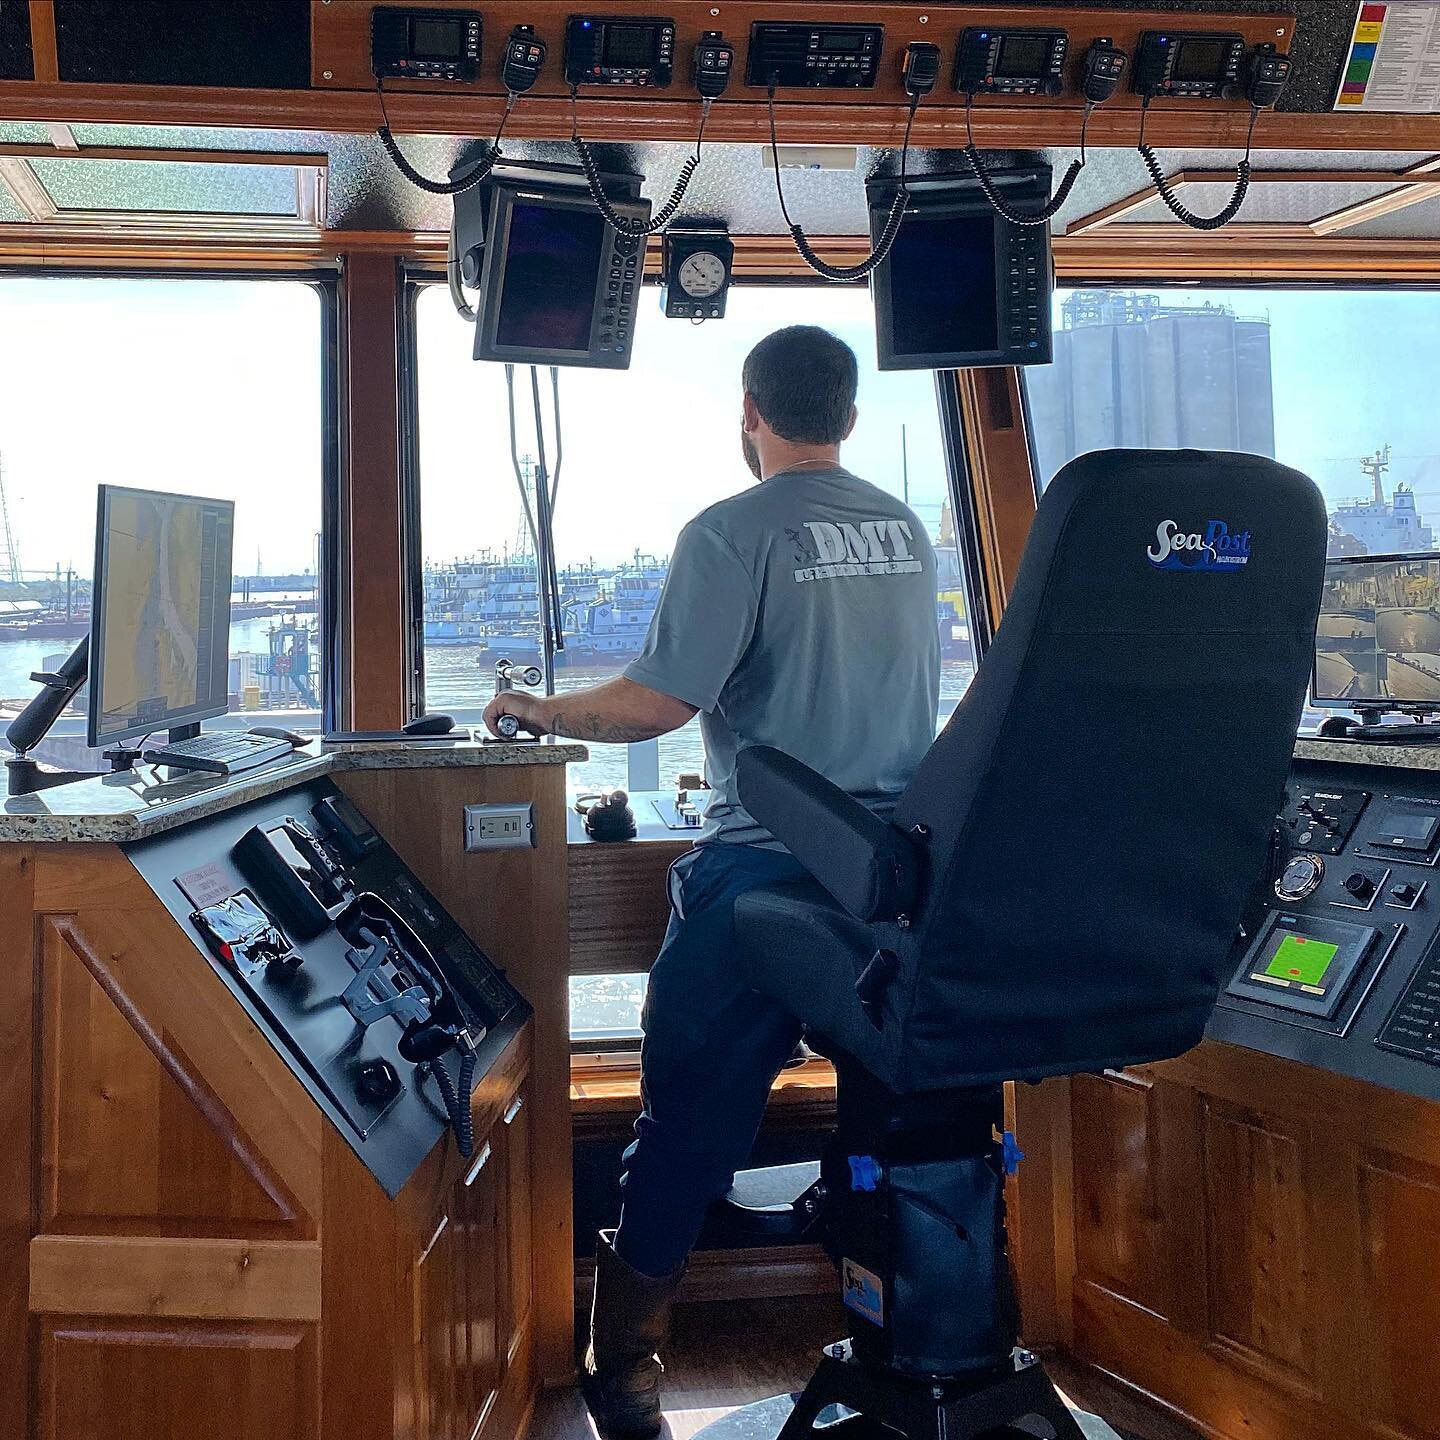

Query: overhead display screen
<box><xmin>494</xmin><ymin>202</ymin><xmax>606</xmax><ymax>354</ymax></box>
<box><xmin>883</xmin><ymin>213</ymin><xmax>998</xmax><ymax>360</ymax></box>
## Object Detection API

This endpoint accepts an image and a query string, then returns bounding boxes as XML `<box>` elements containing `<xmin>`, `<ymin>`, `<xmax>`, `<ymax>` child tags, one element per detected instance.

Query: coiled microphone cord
<box><xmin>570</xmin><ymin>87</ymin><xmax>710</xmax><ymax>237</ymax></box>
<box><xmin>1137</xmin><ymin>97</ymin><xmax>1258</xmax><ymax>231</ymax></box>
<box><xmin>768</xmin><ymin>81</ymin><xmax>919</xmax><ymax>282</ymax></box>
<box><xmin>962</xmin><ymin>94</ymin><xmax>1090</xmax><ymax>227</ymax></box>
<box><xmin>377</xmin><ymin>79</ymin><xmax>514</xmax><ymax>196</ymax></box>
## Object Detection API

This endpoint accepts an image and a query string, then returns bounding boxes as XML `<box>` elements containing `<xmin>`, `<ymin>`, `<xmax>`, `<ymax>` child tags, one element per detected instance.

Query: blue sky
<box><xmin>1</xmin><ymin>276</ymin><xmax>1437</xmax><ymax>579</ymax></box>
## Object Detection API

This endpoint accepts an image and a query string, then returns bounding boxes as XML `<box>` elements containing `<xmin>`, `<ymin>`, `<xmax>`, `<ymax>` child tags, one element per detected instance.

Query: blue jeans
<box><xmin>612</xmin><ymin>842</ymin><xmax>811</xmax><ymax>1277</ymax></box>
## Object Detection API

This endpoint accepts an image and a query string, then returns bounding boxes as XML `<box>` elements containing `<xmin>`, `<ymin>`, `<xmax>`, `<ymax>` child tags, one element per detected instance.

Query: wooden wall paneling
<box><xmin>28</xmin><ymin>1235</ymin><xmax>321</xmax><ymax>1323</ymax></box>
<box><xmin>1198</xmin><ymin>1098</ymin><xmax>1316</xmax><ymax>1389</ymax></box>
<box><xmin>36</xmin><ymin>1317</ymin><xmax>318</xmax><ymax>1440</ymax></box>
<box><xmin>1063</xmin><ymin>1041</ymin><xmax>1440</xmax><ymax>1440</ymax></box>
<box><xmin>1006</xmin><ymin>1077</ymin><xmax>1069</xmax><ymax>1352</ymax></box>
<box><xmin>4</xmin><ymin>83</ymin><xmax>1438</xmax><ymax>154</ymax></box>
<box><xmin>311</xmin><ymin>1</ymin><xmax>1292</xmax><ymax>112</ymax></box>
<box><xmin>336</xmin><ymin>764</ymin><xmax>576</xmax><ymax>1386</ymax></box>
<box><xmin>340</xmin><ymin>250</ymin><xmax>408</xmax><ymax>731</ymax></box>
<box><xmin>568</xmin><ymin>839</ymin><xmax>688</xmax><ymax>976</ymax></box>
<box><xmin>954</xmin><ymin>367</ymin><xmax>1039</xmax><ymax>619</ymax></box>
<box><xmin>1352</xmin><ymin>1148</ymin><xmax>1440</xmax><ymax>1439</ymax></box>
<box><xmin>0</xmin><ymin>845</ymin><xmax>36</xmax><ymax>1440</ymax></box>
<box><xmin>27</xmin><ymin>0</ymin><xmax>57</xmax><ymax>84</ymax></box>
<box><xmin>38</xmin><ymin>916</ymin><xmax>295</xmax><ymax>1236</ymax></box>
<box><xmin>1069</xmin><ymin>1072</ymin><xmax>1165</xmax><ymax>1320</ymax></box>
<box><xmin>39</xmin><ymin>904</ymin><xmax>322</xmax><ymax>1230</ymax></box>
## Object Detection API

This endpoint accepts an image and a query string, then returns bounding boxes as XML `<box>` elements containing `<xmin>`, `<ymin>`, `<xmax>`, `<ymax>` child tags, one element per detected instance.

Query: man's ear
<box><xmin>842</xmin><ymin>404</ymin><xmax>858</xmax><ymax>441</ymax></box>
<box><xmin>742</xmin><ymin>391</ymin><xmax>762</xmax><ymax>433</ymax></box>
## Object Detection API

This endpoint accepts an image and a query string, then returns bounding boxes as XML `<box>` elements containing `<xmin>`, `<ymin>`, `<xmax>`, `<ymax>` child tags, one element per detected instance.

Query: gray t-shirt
<box><xmin>624</xmin><ymin>465</ymin><xmax>941</xmax><ymax>846</ymax></box>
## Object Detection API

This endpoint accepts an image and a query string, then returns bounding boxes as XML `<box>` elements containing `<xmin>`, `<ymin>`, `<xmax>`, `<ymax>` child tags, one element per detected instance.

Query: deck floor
<box><xmin>530</xmin><ymin>1296</ymin><xmax>1206</xmax><ymax>1440</ymax></box>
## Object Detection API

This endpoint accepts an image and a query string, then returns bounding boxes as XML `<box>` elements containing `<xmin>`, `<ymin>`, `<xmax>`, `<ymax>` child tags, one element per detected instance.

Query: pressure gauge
<box><xmin>661</xmin><ymin>230</ymin><xmax>734</xmax><ymax>320</ymax></box>
<box><xmin>1275</xmin><ymin>854</ymin><xmax>1324</xmax><ymax>902</ymax></box>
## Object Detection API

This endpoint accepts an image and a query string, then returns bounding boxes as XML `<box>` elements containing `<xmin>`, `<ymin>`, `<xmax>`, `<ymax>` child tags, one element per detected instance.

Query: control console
<box><xmin>126</xmin><ymin>779</ymin><xmax>530</xmax><ymax>1196</ymax></box>
<box><xmin>1214</xmin><ymin>760</ymin><xmax>1440</xmax><ymax>1101</ymax></box>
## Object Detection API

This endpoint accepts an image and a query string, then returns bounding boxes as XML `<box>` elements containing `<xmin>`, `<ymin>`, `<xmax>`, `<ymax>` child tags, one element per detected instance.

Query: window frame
<box><xmin>0</xmin><ymin>263</ymin><xmax>343</xmax><ymax>734</ymax></box>
<box><xmin>399</xmin><ymin>267</ymin><xmax>992</xmax><ymax>754</ymax></box>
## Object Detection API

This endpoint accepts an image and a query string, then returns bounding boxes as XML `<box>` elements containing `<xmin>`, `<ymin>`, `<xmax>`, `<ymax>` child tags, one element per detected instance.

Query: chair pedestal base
<box><xmin>692</xmin><ymin>1342</ymin><xmax>1094</xmax><ymax>1440</ymax></box>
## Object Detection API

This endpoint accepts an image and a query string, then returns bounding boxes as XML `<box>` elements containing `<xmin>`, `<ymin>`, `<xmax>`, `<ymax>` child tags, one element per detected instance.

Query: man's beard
<box><xmin>741</xmin><ymin>428</ymin><xmax>762</xmax><ymax>480</ymax></box>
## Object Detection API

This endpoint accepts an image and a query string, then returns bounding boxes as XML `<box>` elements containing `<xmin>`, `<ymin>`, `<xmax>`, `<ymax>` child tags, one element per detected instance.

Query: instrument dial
<box><xmin>1275</xmin><ymin>854</ymin><xmax>1324</xmax><ymax>902</ymax></box>
<box><xmin>677</xmin><ymin>251</ymin><xmax>727</xmax><ymax>299</ymax></box>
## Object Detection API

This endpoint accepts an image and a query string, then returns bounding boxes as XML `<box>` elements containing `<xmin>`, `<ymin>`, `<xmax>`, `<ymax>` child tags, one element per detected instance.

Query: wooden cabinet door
<box><xmin>499</xmin><ymin>1088</ymin><xmax>533</xmax><ymax>1373</ymax></box>
<box><xmin>459</xmin><ymin>1135</ymin><xmax>502</xmax><ymax>1436</ymax></box>
<box><xmin>414</xmin><ymin>1206</ymin><xmax>464</xmax><ymax>1440</ymax></box>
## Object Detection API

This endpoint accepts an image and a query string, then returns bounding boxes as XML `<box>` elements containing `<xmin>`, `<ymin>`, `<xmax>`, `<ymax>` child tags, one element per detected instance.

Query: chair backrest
<box><xmin>883</xmin><ymin>449</ymin><xmax>1326</xmax><ymax>1091</ymax></box>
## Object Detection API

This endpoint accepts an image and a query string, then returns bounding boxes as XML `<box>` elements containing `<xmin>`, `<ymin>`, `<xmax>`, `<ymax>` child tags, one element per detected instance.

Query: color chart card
<box><xmin>1335</xmin><ymin>0</ymin><xmax>1440</xmax><ymax>111</ymax></box>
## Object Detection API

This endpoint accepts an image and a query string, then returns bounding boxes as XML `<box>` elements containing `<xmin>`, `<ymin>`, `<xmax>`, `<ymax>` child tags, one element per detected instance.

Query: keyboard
<box><xmin>142</xmin><ymin>731</ymin><xmax>297</xmax><ymax>776</ymax></box>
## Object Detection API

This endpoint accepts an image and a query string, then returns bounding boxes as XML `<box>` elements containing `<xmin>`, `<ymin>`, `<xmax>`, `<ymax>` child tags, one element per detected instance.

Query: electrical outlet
<box><xmin>463</xmin><ymin>802</ymin><xmax>535</xmax><ymax>852</ymax></box>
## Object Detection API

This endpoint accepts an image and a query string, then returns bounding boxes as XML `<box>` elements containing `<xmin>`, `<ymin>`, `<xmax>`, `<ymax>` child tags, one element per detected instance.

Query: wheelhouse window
<box><xmin>412</xmin><ymin>281</ymin><xmax>977</xmax><ymax>796</ymax></box>
<box><xmin>1024</xmin><ymin>285</ymin><xmax>1440</xmax><ymax>729</ymax></box>
<box><xmin>0</xmin><ymin>276</ymin><xmax>329</xmax><ymax>769</ymax></box>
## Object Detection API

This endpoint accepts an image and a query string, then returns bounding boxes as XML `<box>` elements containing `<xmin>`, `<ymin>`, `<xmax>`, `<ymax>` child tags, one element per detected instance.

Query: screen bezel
<box><xmin>473</xmin><ymin>180</ymin><xmax>644</xmax><ymax>369</ymax></box>
<box><xmin>88</xmin><ymin>484</ymin><xmax>235</xmax><ymax>746</ymax></box>
<box><xmin>1311</xmin><ymin>548</ymin><xmax>1440</xmax><ymax>712</ymax></box>
<box><xmin>868</xmin><ymin>172</ymin><xmax>1051</xmax><ymax>371</ymax></box>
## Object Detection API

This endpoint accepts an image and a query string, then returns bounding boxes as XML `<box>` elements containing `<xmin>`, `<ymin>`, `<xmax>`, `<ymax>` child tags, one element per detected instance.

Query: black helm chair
<box><xmin>709</xmin><ymin>450</ymin><xmax>1327</xmax><ymax>1440</ymax></box>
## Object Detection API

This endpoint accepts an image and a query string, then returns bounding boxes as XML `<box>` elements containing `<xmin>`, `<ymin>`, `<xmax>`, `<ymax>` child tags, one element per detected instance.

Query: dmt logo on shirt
<box><xmin>794</xmin><ymin>519</ymin><xmax>924</xmax><ymax>583</ymax></box>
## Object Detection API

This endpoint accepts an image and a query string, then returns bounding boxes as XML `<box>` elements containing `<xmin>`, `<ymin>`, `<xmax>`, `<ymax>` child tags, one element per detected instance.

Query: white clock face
<box><xmin>677</xmin><ymin>251</ymin><xmax>727</xmax><ymax>299</ymax></box>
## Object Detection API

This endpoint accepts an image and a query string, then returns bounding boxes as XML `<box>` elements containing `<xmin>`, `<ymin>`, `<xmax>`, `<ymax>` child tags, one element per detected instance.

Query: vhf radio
<box><xmin>371</xmin><ymin>7</ymin><xmax>481</xmax><ymax>82</ymax></box>
<box><xmin>1133</xmin><ymin>30</ymin><xmax>1246</xmax><ymax>99</ymax></box>
<box><xmin>565</xmin><ymin>15</ymin><xmax>676</xmax><ymax>87</ymax></box>
<box><xmin>955</xmin><ymin>27</ymin><xmax>1067</xmax><ymax>96</ymax></box>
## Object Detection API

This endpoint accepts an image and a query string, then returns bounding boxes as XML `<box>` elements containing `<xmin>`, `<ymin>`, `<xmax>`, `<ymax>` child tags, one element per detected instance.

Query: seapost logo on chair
<box><xmin>1146</xmin><ymin>519</ymin><xmax>1252</xmax><ymax>573</ymax></box>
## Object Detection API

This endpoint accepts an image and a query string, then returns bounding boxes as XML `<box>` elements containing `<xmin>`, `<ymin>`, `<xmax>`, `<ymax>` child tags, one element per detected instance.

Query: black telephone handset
<box><xmin>502</xmin><ymin>24</ymin><xmax>546</xmax><ymax>94</ymax></box>
<box><xmin>1246</xmin><ymin>42</ymin><xmax>1291</xmax><ymax>110</ymax></box>
<box><xmin>337</xmin><ymin>892</ymin><xmax>484</xmax><ymax>1155</ymax></box>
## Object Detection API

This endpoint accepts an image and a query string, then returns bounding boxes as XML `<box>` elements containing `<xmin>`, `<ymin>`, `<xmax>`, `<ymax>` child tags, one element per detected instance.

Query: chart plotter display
<box><xmin>88</xmin><ymin>485</ymin><xmax>235</xmax><ymax>746</ymax></box>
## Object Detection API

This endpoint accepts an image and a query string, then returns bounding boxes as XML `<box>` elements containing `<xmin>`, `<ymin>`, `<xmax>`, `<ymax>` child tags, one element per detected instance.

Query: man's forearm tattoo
<box><xmin>547</xmin><ymin>708</ymin><xmax>657</xmax><ymax>744</ymax></box>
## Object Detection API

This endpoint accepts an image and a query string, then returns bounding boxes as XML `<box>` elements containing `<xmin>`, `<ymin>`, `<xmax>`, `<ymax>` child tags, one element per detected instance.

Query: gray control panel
<box><xmin>1212</xmin><ymin>758</ymin><xmax>1440</xmax><ymax>1102</ymax></box>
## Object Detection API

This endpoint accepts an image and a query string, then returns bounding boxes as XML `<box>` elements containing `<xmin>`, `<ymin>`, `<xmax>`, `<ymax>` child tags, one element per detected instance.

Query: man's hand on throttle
<box><xmin>482</xmin><ymin>690</ymin><xmax>549</xmax><ymax>739</ymax></box>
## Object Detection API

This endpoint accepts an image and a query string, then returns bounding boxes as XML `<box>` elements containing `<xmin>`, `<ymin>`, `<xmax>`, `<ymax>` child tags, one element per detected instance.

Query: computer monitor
<box><xmin>87</xmin><ymin>485</ymin><xmax>235</xmax><ymax>746</ymax></box>
<box><xmin>1312</xmin><ymin>551</ymin><xmax>1440</xmax><ymax>711</ymax></box>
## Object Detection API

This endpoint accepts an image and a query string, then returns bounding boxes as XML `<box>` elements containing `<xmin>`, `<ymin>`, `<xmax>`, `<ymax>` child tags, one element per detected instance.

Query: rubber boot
<box><xmin>581</xmin><ymin>1230</ymin><xmax>685</xmax><ymax>1438</ymax></box>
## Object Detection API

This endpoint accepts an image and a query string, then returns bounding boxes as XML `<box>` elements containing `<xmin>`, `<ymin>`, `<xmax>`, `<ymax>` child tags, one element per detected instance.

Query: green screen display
<box><xmin>1265</xmin><ymin>934</ymin><xmax>1338</xmax><ymax>988</ymax></box>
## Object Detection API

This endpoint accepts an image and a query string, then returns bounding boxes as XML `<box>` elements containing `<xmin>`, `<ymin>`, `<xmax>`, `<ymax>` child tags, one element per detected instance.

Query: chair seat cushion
<box><xmin>735</xmin><ymin>880</ymin><xmax>893</xmax><ymax>1080</ymax></box>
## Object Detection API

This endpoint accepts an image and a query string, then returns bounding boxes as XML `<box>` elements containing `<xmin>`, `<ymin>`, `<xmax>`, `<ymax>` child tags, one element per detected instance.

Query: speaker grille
<box><xmin>54</xmin><ymin>0</ymin><xmax>310</xmax><ymax>89</ymax></box>
<box><xmin>0</xmin><ymin>0</ymin><xmax>34</xmax><ymax>81</ymax></box>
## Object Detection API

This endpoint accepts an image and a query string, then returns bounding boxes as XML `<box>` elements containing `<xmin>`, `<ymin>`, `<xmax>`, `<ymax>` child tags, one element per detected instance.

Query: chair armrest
<box><xmin>736</xmin><ymin>746</ymin><xmax>920</xmax><ymax>922</ymax></box>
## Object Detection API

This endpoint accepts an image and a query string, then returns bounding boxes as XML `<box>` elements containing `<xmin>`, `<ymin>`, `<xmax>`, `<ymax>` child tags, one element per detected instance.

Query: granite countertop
<box><xmin>0</xmin><ymin>737</ymin><xmax>587</xmax><ymax>843</ymax></box>
<box><xmin>1293</xmin><ymin>738</ymin><xmax>1440</xmax><ymax>773</ymax></box>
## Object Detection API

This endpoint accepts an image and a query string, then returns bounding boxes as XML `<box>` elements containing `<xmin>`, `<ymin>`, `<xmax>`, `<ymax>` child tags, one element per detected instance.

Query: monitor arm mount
<box><xmin>3</xmin><ymin>636</ymin><xmax>136</xmax><ymax>797</ymax></box>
